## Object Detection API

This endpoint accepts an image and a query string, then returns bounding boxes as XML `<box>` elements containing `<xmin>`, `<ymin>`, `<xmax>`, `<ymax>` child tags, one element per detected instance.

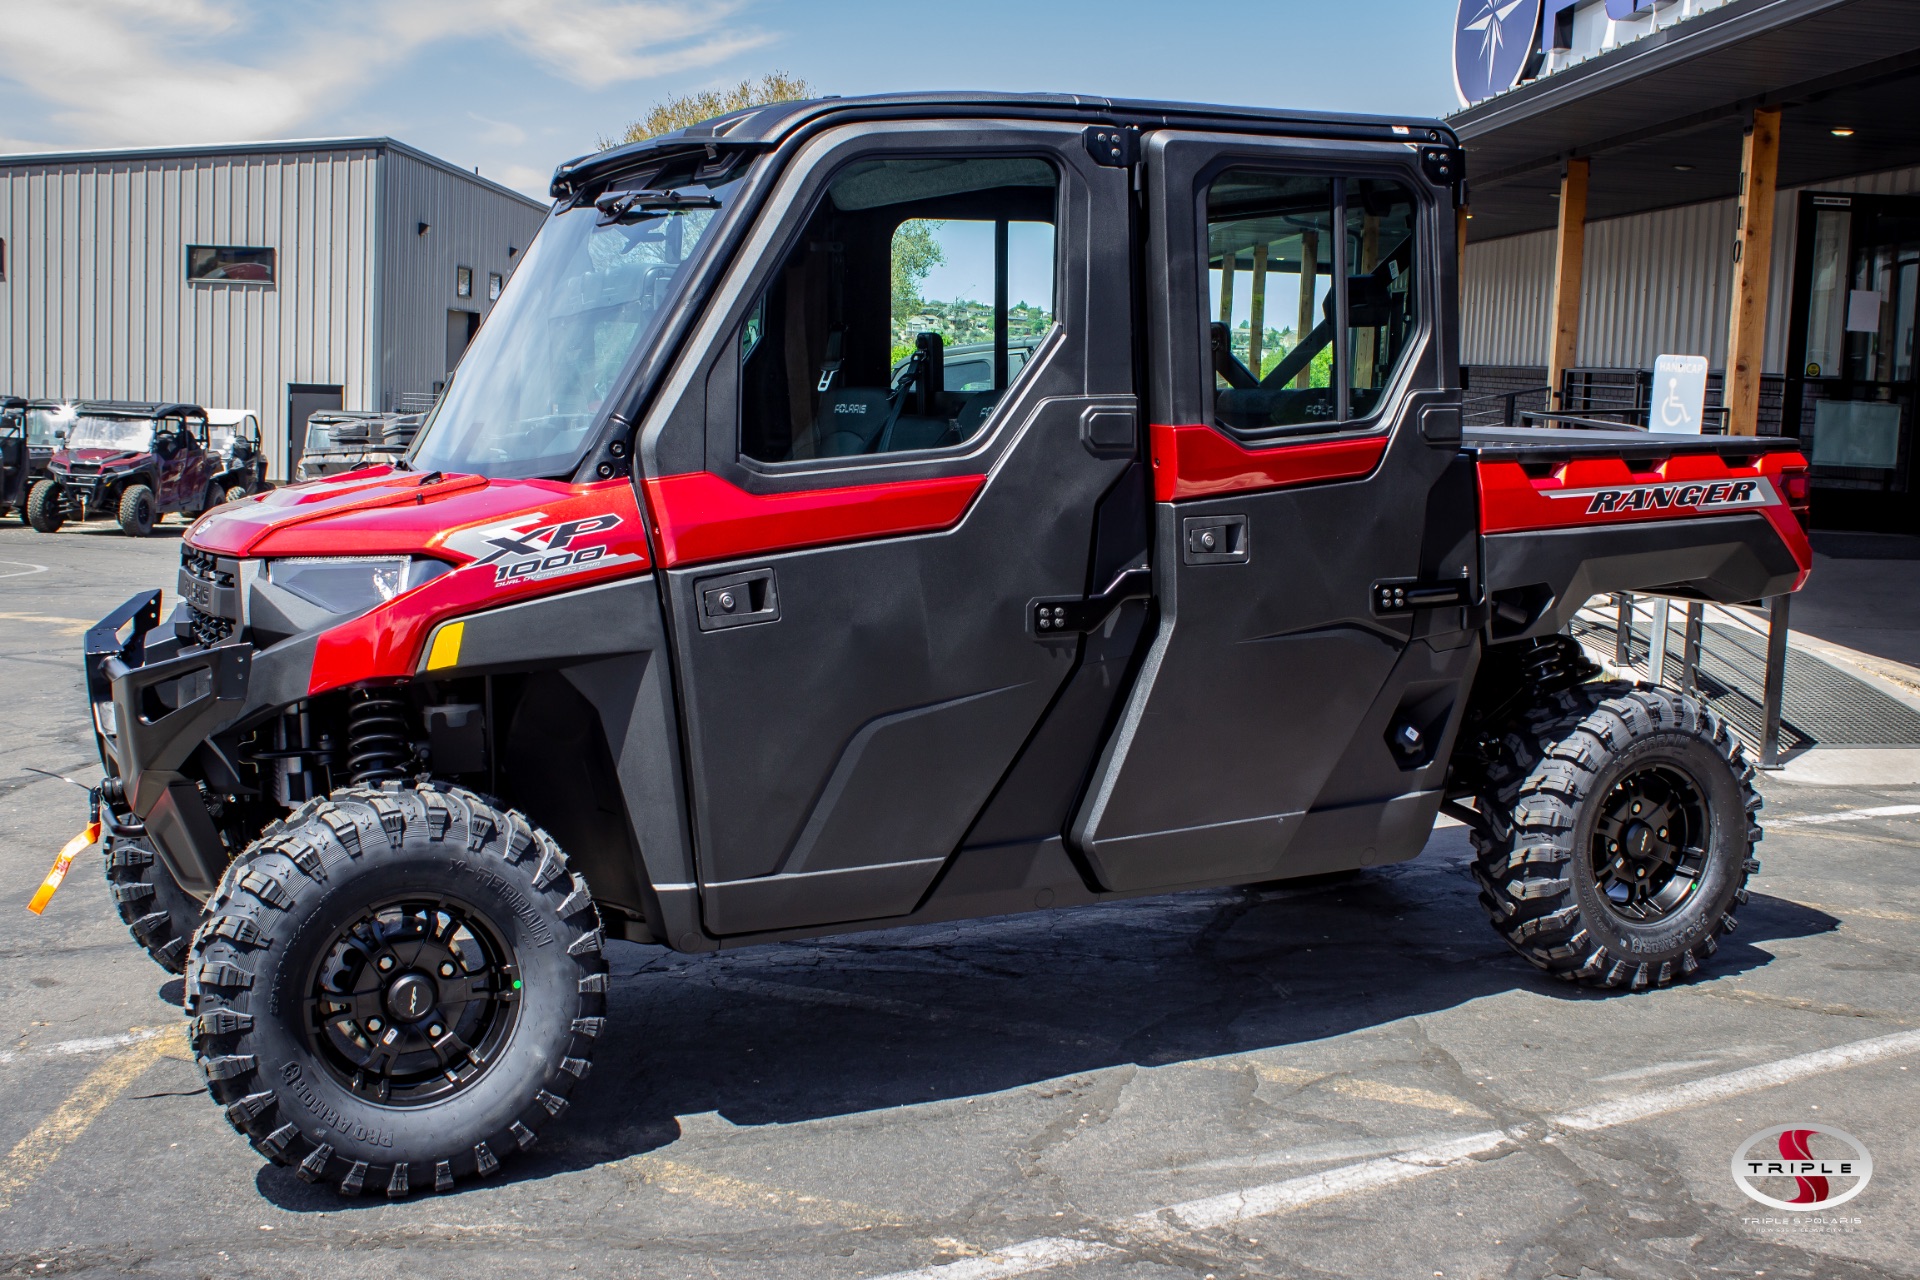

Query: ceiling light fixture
<box><xmin>1674</xmin><ymin>164</ymin><xmax>1695</xmax><ymax>171</ymax></box>
<box><xmin>1831</xmin><ymin>127</ymin><xmax>1856</xmax><ymax>138</ymax></box>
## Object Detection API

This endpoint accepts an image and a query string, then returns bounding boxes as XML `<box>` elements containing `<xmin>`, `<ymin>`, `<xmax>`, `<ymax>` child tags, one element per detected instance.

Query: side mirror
<box><xmin>53</xmin><ymin>429</ymin><xmax>66</xmax><ymax>442</ymax></box>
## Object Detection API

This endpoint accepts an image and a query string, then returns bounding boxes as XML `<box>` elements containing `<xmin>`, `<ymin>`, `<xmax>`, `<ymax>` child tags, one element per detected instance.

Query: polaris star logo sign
<box><xmin>443</xmin><ymin>511</ymin><xmax>644</xmax><ymax>587</ymax></box>
<box><xmin>1455</xmin><ymin>0</ymin><xmax>1542</xmax><ymax>107</ymax></box>
<box><xmin>1548</xmin><ymin>477</ymin><xmax>1779</xmax><ymax>516</ymax></box>
<box><xmin>1733</xmin><ymin>1125</ymin><xmax>1873</xmax><ymax>1211</ymax></box>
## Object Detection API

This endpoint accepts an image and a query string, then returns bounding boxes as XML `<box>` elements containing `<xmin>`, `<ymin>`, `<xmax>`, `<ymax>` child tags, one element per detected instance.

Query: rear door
<box><xmin>1070</xmin><ymin>129</ymin><xmax>1478</xmax><ymax>893</ymax></box>
<box><xmin>639</xmin><ymin>120</ymin><xmax>1141</xmax><ymax>937</ymax></box>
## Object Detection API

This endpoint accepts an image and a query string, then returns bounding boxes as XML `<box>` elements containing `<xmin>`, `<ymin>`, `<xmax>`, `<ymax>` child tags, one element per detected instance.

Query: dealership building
<box><xmin>0</xmin><ymin>138</ymin><xmax>548</xmax><ymax>478</ymax></box>
<box><xmin>1454</xmin><ymin>0</ymin><xmax>1920</xmax><ymax>530</ymax></box>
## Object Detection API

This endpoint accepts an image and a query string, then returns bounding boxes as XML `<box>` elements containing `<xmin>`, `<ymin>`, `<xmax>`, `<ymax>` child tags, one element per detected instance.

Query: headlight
<box><xmin>265</xmin><ymin>556</ymin><xmax>449</xmax><ymax>614</ymax></box>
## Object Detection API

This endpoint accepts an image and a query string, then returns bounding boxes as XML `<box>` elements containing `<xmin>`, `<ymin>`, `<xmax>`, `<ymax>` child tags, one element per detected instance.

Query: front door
<box><xmin>640</xmin><ymin>122</ymin><xmax>1139</xmax><ymax>936</ymax></box>
<box><xmin>1070</xmin><ymin>131</ymin><xmax>1476</xmax><ymax>893</ymax></box>
<box><xmin>287</xmin><ymin>384</ymin><xmax>343</xmax><ymax>479</ymax></box>
<box><xmin>1785</xmin><ymin>192</ymin><xmax>1920</xmax><ymax>531</ymax></box>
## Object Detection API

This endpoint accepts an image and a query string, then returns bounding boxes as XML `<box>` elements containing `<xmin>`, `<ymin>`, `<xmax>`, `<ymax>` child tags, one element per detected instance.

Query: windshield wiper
<box><xmin>594</xmin><ymin>189</ymin><xmax>721</xmax><ymax>223</ymax></box>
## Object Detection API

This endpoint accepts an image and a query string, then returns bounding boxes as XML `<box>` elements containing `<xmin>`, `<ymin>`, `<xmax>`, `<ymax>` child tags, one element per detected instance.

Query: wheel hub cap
<box><xmin>385</xmin><ymin>972</ymin><xmax>436</xmax><ymax>1022</ymax></box>
<box><xmin>1591</xmin><ymin>764</ymin><xmax>1711</xmax><ymax>922</ymax></box>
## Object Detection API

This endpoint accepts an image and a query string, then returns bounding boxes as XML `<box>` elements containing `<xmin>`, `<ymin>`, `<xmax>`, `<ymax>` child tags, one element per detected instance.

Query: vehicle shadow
<box><xmin>254</xmin><ymin>832</ymin><xmax>1837</xmax><ymax>1210</ymax></box>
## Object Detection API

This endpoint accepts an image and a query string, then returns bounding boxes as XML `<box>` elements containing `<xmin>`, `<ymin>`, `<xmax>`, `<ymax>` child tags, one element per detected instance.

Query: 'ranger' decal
<box><xmin>443</xmin><ymin>512</ymin><xmax>645</xmax><ymax>586</ymax></box>
<box><xmin>1546</xmin><ymin>478</ymin><xmax>1777</xmax><ymax>518</ymax></box>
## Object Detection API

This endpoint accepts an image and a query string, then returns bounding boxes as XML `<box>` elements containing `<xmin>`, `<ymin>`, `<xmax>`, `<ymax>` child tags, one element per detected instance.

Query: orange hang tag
<box><xmin>27</xmin><ymin>822</ymin><xmax>101</xmax><ymax>915</ymax></box>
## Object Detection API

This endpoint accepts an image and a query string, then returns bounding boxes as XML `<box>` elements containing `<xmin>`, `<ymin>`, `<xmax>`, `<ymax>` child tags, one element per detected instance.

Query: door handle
<box><xmin>695</xmin><ymin>567</ymin><xmax>779</xmax><ymax>631</ymax></box>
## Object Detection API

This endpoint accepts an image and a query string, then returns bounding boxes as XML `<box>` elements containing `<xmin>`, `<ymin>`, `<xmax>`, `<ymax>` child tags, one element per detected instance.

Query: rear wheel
<box><xmin>117</xmin><ymin>484</ymin><xmax>156</xmax><ymax>536</ymax></box>
<box><xmin>26</xmin><ymin>479</ymin><xmax>62</xmax><ymax>533</ymax></box>
<box><xmin>203</xmin><ymin>481</ymin><xmax>226</xmax><ymax>513</ymax></box>
<box><xmin>1470</xmin><ymin>683</ymin><xmax>1759</xmax><ymax>990</ymax></box>
<box><xmin>187</xmin><ymin>782</ymin><xmax>607</xmax><ymax>1196</ymax></box>
<box><xmin>105</xmin><ymin>836</ymin><xmax>201</xmax><ymax>973</ymax></box>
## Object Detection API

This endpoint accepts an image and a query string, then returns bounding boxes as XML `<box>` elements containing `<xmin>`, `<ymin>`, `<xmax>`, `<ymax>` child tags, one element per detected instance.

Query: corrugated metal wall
<box><xmin>379</xmin><ymin>151</ymin><xmax>547</xmax><ymax>412</ymax></box>
<box><xmin>0</xmin><ymin>146</ymin><xmax>381</xmax><ymax>477</ymax></box>
<box><xmin>1463</xmin><ymin>162</ymin><xmax>1920</xmax><ymax>375</ymax></box>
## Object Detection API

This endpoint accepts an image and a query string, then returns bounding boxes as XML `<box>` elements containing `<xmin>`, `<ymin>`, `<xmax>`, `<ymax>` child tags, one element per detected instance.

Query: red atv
<box><xmin>73</xmin><ymin>95</ymin><xmax>1810</xmax><ymax>1195</ymax></box>
<box><xmin>30</xmin><ymin>401</ymin><xmax>220</xmax><ymax>536</ymax></box>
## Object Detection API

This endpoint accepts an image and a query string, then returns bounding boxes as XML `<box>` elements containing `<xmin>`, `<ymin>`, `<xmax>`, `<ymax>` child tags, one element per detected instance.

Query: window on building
<box><xmin>487</xmin><ymin>271</ymin><xmax>503</xmax><ymax>302</ymax></box>
<box><xmin>739</xmin><ymin>154</ymin><xmax>1058</xmax><ymax>464</ymax></box>
<box><xmin>456</xmin><ymin>266</ymin><xmax>473</xmax><ymax>298</ymax></box>
<box><xmin>187</xmin><ymin>245</ymin><xmax>274</xmax><ymax>284</ymax></box>
<box><xmin>1206</xmin><ymin>170</ymin><xmax>1421</xmax><ymax>433</ymax></box>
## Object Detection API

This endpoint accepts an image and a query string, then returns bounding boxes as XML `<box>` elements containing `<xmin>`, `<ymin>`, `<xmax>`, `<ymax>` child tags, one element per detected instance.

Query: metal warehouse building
<box><xmin>1452</xmin><ymin>0</ymin><xmax>1920</xmax><ymax>531</ymax></box>
<box><xmin>0</xmin><ymin>138</ymin><xmax>549</xmax><ymax>478</ymax></box>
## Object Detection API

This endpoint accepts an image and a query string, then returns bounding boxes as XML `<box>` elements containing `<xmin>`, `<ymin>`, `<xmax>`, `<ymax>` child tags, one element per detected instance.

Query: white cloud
<box><xmin>0</xmin><ymin>0</ymin><xmax>772</xmax><ymax>147</ymax></box>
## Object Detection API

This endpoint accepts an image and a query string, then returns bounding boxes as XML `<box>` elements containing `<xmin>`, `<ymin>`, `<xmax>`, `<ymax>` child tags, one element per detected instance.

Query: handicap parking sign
<box><xmin>1652</xmin><ymin>354</ymin><xmax>1710</xmax><ymax>434</ymax></box>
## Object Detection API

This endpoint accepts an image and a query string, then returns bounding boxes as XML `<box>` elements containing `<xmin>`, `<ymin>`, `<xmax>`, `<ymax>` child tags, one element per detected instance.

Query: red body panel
<box><xmin>1148</xmin><ymin>422</ymin><xmax>1388</xmax><ymax>502</ymax></box>
<box><xmin>1477</xmin><ymin>449</ymin><xmax>1814</xmax><ymax>588</ymax></box>
<box><xmin>187</xmin><ymin>471</ymin><xmax>653</xmax><ymax>693</ymax></box>
<box><xmin>641</xmin><ymin>469</ymin><xmax>984</xmax><ymax>568</ymax></box>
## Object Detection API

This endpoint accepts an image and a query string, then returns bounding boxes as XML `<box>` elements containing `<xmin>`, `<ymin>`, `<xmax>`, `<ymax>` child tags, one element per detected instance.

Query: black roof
<box><xmin>0</xmin><ymin>396</ymin><xmax>23</xmax><ymax>411</ymax></box>
<box><xmin>553</xmin><ymin>91</ymin><xmax>1456</xmax><ymax>197</ymax></box>
<box><xmin>77</xmin><ymin>400</ymin><xmax>207</xmax><ymax>420</ymax></box>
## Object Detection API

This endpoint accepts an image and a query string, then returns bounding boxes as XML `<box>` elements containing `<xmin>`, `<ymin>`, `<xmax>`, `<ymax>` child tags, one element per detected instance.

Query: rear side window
<box><xmin>740</xmin><ymin>156</ymin><xmax>1058</xmax><ymax>464</ymax></box>
<box><xmin>1206</xmin><ymin>169</ymin><xmax>1420</xmax><ymax>434</ymax></box>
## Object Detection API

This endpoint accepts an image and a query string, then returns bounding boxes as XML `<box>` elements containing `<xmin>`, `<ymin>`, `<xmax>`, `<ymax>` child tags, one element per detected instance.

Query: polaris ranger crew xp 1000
<box><xmin>67</xmin><ymin>95</ymin><xmax>1811</xmax><ymax>1196</ymax></box>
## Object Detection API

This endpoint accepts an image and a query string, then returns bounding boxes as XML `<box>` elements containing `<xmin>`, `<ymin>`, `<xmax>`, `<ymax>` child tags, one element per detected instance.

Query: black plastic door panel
<box><xmin>1071</xmin><ymin>131</ymin><xmax>1474</xmax><ymax>894</ymax></box>
<box><xmin>641</xmin><ymin>123</ymin><xmax>1141</xmax><ymax>937</ymax></box>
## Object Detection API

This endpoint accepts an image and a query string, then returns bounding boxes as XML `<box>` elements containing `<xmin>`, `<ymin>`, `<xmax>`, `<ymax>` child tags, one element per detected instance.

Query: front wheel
<box><xmin>187</xmin><ymin>783</ymin><xmax>608</xmax><ymax>1196</ymax></box>
<box><xmin>26</xmin><ymin>479</ymin><xmax>63</xmax><ymax>532</ymax></box>
<box><xmin>105</xmin><ymin>836</ymin><xmax>202</xmax><ymax>973</ymax></box>
<box><xmin>117</xmin><ymin>484</ymin><xmax>156</xmax><ymax>536</ymax></box>
<box><xmin>1470</xmin><ymin>683</ymin><xmax>1759</xmax><ymax>991</ymax></box>
<box><xmin>225</xmin><ymin>484</ymin><xmax>251</xmax><ymax>505</ymax></box>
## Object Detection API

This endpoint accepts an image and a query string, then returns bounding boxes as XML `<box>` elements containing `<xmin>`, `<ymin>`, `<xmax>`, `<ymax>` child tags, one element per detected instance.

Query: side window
<box><xmin>1206</xmin><ymin>169</ymin><xmax>1420</xmax><ymax>434</ymax></box>
<box><xmin>741</xmin><ymin>156</ymin><xmax>1058</xmax><ymax>464</ymax></box>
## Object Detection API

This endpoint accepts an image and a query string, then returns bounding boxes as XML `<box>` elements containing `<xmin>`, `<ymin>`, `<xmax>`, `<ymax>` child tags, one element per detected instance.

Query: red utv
<box><xmin>69</xmin><ymin>95</ymin><xmax>1811</xmax><ymax>1196</ymax></box>
<box><xmin>29</xmin><ymin>401</ymin><xmax>221</xmax><ymax>535</ymax></box>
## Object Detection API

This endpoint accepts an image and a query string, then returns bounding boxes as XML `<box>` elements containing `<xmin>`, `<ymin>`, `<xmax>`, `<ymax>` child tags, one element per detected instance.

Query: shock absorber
<box><xmin>1521</xmin><ymin>634</ymin><xmax>1599</xmax><ymax>695</ymax></box>
<box><xmin>345</xmin><ymin>687</ymin><xmax>411</xmax><ymax>785</ymax></box>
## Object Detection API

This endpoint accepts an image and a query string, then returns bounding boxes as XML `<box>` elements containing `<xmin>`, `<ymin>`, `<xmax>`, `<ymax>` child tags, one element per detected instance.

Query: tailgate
<box><xmin>1464</xmin><ymin>426</ymin><xmax>1811</xmax><ymax>640</ymax></box>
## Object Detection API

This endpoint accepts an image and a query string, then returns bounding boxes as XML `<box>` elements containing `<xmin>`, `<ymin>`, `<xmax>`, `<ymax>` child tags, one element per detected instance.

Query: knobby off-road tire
<box><xmin>117</xmin><ymin>484</ymin><xmax>156</xmax><ymax>536</ymax></box>
<box><xmin>1470</xmin><ymin>682</ymin><xmax>1760</xmax><ymax>991</ymax></box>
<box><xmin>105</xmin><ymin>836</ymin><xmax>201</xmax><ymax>974</ymax></box>
<box><xmin>187</xmin><ymin>782</ymin><xmax>609</xmax><ymax>1196</ymax></box>
<box><xmin>225</xmin><ymin>484</ymin><xmax>251</xmax><ymax>505</ymax></box>
<box><xmin>26</xmin><ymin>479</ymin><xmax>62</xmax><ymax>532</ymax></box>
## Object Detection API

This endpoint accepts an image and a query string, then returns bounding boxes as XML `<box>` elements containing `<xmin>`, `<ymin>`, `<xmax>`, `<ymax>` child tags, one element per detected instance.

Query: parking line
<box><xmin>865</xmin><ymin>1026</ymin><xmax>1920</xmax><ymax>1280</ymax></box>
<box><xmin>0</xmin><ymin>1026</ymin><xmax>183</xmax><ymax>1213</ymax></box>
<box><xmin>0</xmin><ymin>1027</ymin><xmax>173</xmax><ymax>1067</ymax></box>
<box><xmin>1186</xmin><ymin>1058</ymin><xmax>1488</xmax><ymax>1117</ymax></box>
<box><xmin>0</xmin><ymin>611</ymin><xmax>94</xmax><ymax>636</ymax></box>
<box><xmin>0</xmin><ymin>561</ymin><xmax>49</xmax><ymax>580</ymax></box>
<box><xmin>634</xmin><ymin>1157</ymin><xmax>904</xmax><ymax>1230</ymax></box>
<box><xmin>1773</xmin><ymin>804</ymin><xmax>1920</xmax><ymax>826</ymax></box>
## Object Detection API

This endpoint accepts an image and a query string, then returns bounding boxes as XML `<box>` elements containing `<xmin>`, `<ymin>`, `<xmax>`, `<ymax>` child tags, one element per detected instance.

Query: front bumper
<box><xmin>84</xmin><ymin>593</ymin><xmax>254</xmax><ymax>896</ymax></box>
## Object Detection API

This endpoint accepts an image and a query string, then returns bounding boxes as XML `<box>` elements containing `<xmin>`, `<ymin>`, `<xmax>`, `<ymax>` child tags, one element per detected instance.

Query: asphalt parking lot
<box><xmin>1</xmin><ymin>520</ymin><xmax>1916</xmax><ymax>1280</ymax></box>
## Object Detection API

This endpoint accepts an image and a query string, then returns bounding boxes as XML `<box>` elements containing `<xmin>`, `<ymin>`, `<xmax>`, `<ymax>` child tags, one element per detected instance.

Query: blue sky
<box><xmin>0</xmin><ymin>1</ymin><xmax>1462</xmax><ymax>198</ymax></box>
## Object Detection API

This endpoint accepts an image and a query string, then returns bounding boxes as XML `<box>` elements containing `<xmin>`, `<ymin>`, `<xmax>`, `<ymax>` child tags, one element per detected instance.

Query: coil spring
<box><xmin>346</xmin><ymin>687</ymin><xmax>410</xmax><ymax>785</ymax></box>
<box><xmin>1521</xmin><ymin>634</ymin><xmax>1597</xmax><ymax>694</ymax></box>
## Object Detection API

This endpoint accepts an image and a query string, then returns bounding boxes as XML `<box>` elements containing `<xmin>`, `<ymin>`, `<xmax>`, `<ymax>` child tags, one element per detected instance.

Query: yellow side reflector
<box><xmin>28</xmin><ymin>821</ymin><xmax>101</xmax><ymax>915</ymax></box>
<box><xmin>426</xmin><ymin>621</ymin><xmax>465</xmax><ymax>671</ymax></box>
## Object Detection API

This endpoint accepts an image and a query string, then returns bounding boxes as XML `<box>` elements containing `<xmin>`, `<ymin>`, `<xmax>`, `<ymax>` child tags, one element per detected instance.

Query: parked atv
<box><xmin>203</xmin><ymin>409</ymin><xmax>271</xmax><ymax>504</ymax></box>
<box><xmin>0</xmin><ymin>397</ymin><xmax>27</xmax><ymax>522</ymax></box>
<box><xmin>294</xmin><ymin>411</ymin><xmax>422</xmax><ymax>482</ymax></box>
<box><xmin>29</xmin><ymin>401</ymin><xmax>219</xmax><ymax>535</ymax></box>
<box><xmin>71</xmin><ymin>94</ymin><xmax>1812</xmax><ymax>1197</ymax></box>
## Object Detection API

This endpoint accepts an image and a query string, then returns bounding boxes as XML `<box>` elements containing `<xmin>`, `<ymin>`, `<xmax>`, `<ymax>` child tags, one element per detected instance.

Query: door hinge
<box><xmin>1083</xmin><ymin>125</ymin><xmax>1139</xmax><ymax>168</ymax></box>
<box><xmin>1372</xmin><ymin>575</ymin><xmax>1473</xmax><ymax>617</ymax></box>
<box><xmin>1032</xmin><ymin>567</ymin><xmax>1152</xmax><ymax>638</ymax></box>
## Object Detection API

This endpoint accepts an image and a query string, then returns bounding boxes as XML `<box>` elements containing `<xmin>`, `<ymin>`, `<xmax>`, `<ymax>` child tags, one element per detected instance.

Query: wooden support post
<box><xmin>1295</xmin><ymin>230</ymin><xmax>1319</xmax><ymax>389</ymax></box>
<box><xmin>1547</xmin><ymin>158</ymin><xmax>1590</xmax><ymax>409</ymax></box>
<box><xmin>1725</xmin><ymin>106</ymin><xmax>1782</xmax><ymax>437</ymax></box>
<box><xmin>1356</xmin><ymin>213</ymin><xmax>1380</xmax><ymax>390</ymax></box>
<box><xmin>1218</xmin><ymin>249</ymin><xmax>1236</xmax><ymax>327</ymax></box>
<box><xmin>1248</xmin><ymin>242</ymin><xmax>1269</xmax><ymax>378</ymax></box>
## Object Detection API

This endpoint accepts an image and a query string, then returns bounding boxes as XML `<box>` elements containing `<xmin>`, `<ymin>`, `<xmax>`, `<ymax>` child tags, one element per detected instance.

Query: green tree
<box><xmin>890</xmin><ymin>220</ymin><xmax>946</xmax><ymax>360</ymax></box>
<box><xmin>603</xmin><ymin>73</ymin><xmax>815</xmax><ymax>148</ymax></box>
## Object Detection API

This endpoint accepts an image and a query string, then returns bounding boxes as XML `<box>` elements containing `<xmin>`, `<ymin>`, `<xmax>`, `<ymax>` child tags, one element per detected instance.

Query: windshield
<box><xmin>26</xmin><ymin>406</ymin><xmax>73</xmax><ymax>447</ymax></box>
<box><xmin>67</xmin><ymin>416</ymin><xmax>156</xmax><ymax>452</ymax></box>
<box><xmin>408</xmin><ymin>161</ymin><xmax>748</xmax><ymax>479</ymax></box>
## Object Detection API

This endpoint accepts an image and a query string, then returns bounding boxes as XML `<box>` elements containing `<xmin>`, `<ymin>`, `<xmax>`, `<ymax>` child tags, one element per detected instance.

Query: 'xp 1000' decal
<box><xmin>444</xmin><ymin>512</ymin><xmax>646</xmax><ymax>586</ymax></box>
<box><xmin>1548</xmin><ymin>478</ymin><xmax>1778</xmax><ymax>518</ymax></box>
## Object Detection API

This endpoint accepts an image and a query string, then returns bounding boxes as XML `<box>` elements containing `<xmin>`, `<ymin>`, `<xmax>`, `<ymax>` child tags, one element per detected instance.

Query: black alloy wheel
<box><xmin>1590</xmin><ymin>764</ymin><xmax>1709</xmax><ymax>922</ymax></box>
<box><xmin>307</xmin><ymin>896</ymin><xmax>521</xmax><ymax>1107</ymax></box>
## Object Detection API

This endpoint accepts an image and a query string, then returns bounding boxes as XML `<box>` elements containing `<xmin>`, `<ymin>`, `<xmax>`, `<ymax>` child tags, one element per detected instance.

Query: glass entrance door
<box><xmin>1786</xmin><ymin>193</ymin><xmax>1920</xmax><ymax>531</ymax></box>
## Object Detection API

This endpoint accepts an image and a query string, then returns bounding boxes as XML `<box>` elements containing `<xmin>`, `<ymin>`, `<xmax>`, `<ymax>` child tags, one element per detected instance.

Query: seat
<box><xmin>812</xmin><ymin>387</ymin><xmax>892</xmax><ymax>457</ymax></box>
